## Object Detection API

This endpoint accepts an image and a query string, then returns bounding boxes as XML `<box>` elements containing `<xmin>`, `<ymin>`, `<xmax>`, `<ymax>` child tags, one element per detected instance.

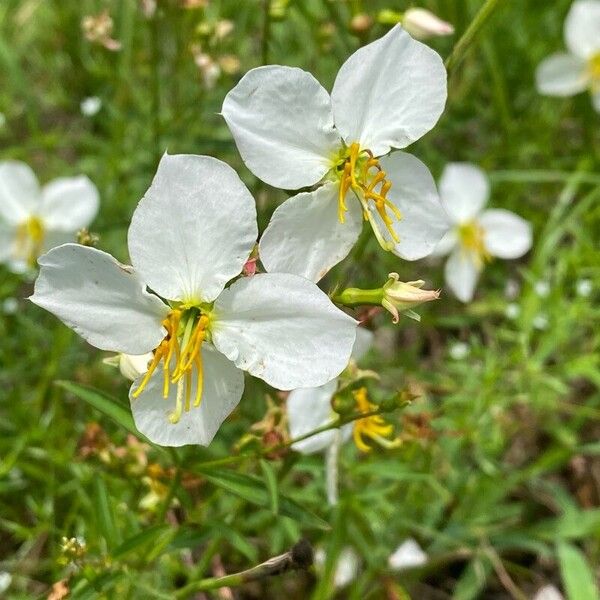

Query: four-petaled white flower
<box><xmin>30</xmin><ymin>153</ymin><xmax>357</xmax><ymax>447</ymax></box>
<box><xmin>433</xmin><ymin>163</ymin><xmax>532</xmax><ymax>303</ymax></box>
<box><xmin>536</xmin><ymin>0</ymin><xmax>600</xmax><ymax>112</ymax></box>
<box><xmin>222</xmin><ymin>25</ymin><xmax>449</xmax><ymax>283</ymax></box>
<box><xmin>0</xmin><ymin>161</ymin><xmax>99</xmax><ymax>273</ymax></box>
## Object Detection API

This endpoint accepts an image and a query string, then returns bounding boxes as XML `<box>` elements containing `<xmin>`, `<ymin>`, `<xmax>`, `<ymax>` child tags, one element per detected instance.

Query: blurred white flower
<box><xmin>536</xmin><ymin>0</ymin><xmax>600</xmax><ymax>112</ymax></box>
<box><xmin>504</xmin><ymin>278</ymin><xmax>520</xmax><ymax>299</ymax></box>
<box><xmin>388</xmin><ymin>538</ymin><xmax>428</xmax><ymax>570</ymax></box>
<box><xmin>0</xmin><ymin>572</ymin><xmax>11</xmax><ymax>594</ymax></box>
<box><xmin>80</xmin><ymin>96</ymin><xmax>102</xmax><ymax>117</ymax></box>
<box><xmin>82</xmin><ymin>10</ymin><xmax>122</xmax><ymax>51</ymax></box>
<box><xmin>534</xmin><ymin>280</ymin><xmax>551</xmax><ymax>297</ymax></box>
<box><xmin>0</xmin><ymin>161</ymin><xmax>99</xmax><ymax>273</ymax></box>
<box><xmin>315</xmin><ymin>547</ymin><xmax>359</xmax><ymax>588</ymax></box>
<box><xmin>433</xmin><ymin>163</ymin><xmax>533</xmax><ymax>303</ymax></box>
<box><xmin>576</xmin><ymin>278</ymin><xmax>592</xmax><ymax>297</ymax></box>
<box><xmin>533</xmin><ymin>585</ymin><xmax>564</xmax><ymax>600</ymax></box>
<box><xmin>30</xmin><ymin>153</ymin><xmax>357</xmax><ymax>447</ymax></box>
<box><xmin>505</xmin><ymin>302</ymin><xmax>521</xmax><ymax>319</ymax></box>
<box><xmin>222</xmin><ymin>26</ymin><xmax>448</xmax><ymax>282</ymax></box>
<box><xmin>402</xmin><ymin>8</ymin><xmax>454</xmax><ymax>40</ymax></box>
<box><xmin>287</xmin><ymin>328</ymin><xmax>374</xmax><ymax>454</ymax></box>
<box><xmin>193</xmin><ymin>50</ymin><xmax>221</xmax><ymax>89</ymax></box>
<box><xmin>449</xmin><ymin>341</ymin><xmax>470</xmax><ymax>360</ymax></box>
<box><xmin>2</xmin><ymin>297</ymin><xmax>19</xmax><ymax>315</ymax></box>
<box><xmin>533</xmin><ymin>314</ymin><xmax>549</xmax><ymax>330</ymax></box>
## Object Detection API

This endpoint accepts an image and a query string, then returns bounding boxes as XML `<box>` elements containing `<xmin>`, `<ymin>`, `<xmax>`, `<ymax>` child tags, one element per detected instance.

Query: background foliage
<box><xmin>0</xmin><ymin>0</ymin><xmax>599</xmax><ymax>598</ymax></box>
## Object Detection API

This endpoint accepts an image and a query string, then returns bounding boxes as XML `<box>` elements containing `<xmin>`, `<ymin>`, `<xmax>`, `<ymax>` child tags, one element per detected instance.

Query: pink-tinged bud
<box><xmin>382</xmin><ymin>273</ymin><xmax>440</xmax><ymax>323</ymax></box>
<box><xmin>243</xmin><ymin>257</ymin><xmax>258</xmax><ymax>277</ymax></box>
<box><xmin>402</xmin><ymin>8</ymin><xmax>454</xmax><ymax>40</ymax></box>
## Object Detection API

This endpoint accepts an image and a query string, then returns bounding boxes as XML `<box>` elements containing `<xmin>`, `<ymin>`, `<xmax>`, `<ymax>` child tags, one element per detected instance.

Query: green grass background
<box><xmin>0</xmin><ymin>0</ymin><xmax>599</xmax><ymax>598</ymax></box>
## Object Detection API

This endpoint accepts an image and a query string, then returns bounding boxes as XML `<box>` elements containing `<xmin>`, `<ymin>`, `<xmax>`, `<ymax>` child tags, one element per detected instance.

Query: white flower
<box><xmin>2</xmin><ymin>297</ymin><xmax>19</xmax><ymax>315</ymax></box>
<box><xmin>222</xmin><ymin>26</ymin><xmax>448</xmax><ymax>282</ymax></box>
<box><xmin>80</xmin><ymin>96</ymin><xmax>102</xmax><ymax>116</ymax></box>
<box><xmin>535</xmin><ymin>0</ymin><xmax>600</xmax><ymax>112</ymax></box>
<box><xmin>433</xmin><ymin>163</ymin><xmax>532</xmax><ymax>303</ymax></box>
<box><xmin>449</xmin><ymin>341</ymin><xmax>469</xmax><ymax>360</ymax></box>
<box><xmin>505</xmin><ymin>302</ymin><xmax>520</xmax><ymax>319</ymax></box>
<box><xmin>287</xmin><ymin>328</ymin><xmax>373</xmax><ymax>454</ymax></box>
<box><xmin>315</xmin><ymin>547</ymin><xmax>359</xmax><ymax>588</ymax></box>
<box><xmin>30</xmin><ymin>153</ymin><xmax>357</xmax><ymax>447</ymax></box>
<box><xmin>388</xmin><ymin>538</ymin><xmax>428</xmax><ymax>570</ymax></box>
<box><xmin>0</xmin><ymin>572</ymin><xmax>11</xmax><ymax>594</ymax></box>
<box><xmin>533</xmin><ymin>313</ymin><xmax>549</xmax><ymax>330</ymax></box>
<box><xmin>533</xmin><ymin>585</ymin><xmax>564</xmax><ymax>600</ymax></box>
<box><xmin>534</xmin><ymin>280</ymin><xmax>551</xmax><ymax>297</ymax></box>
<box><xmin>0</xmin><ymin>161</ymin><xmax>99</xmax><ymax>273</ymax></box>
<box><xmin>576</xmin><ymin>278</ymin><xmax>592</xmax><ymax>297</ymax></box>
<box><xmin>402</xmin><ymin>8</ymin><xmax>454</xmax><ymax>40</ymax></box>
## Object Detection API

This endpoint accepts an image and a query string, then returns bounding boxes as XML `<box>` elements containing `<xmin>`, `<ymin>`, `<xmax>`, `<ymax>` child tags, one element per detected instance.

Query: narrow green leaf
<box><xmin>56</xmin><ymin>380</ymin><xmax>138</xmax><ymax>436</ymax></box>
<box><xmin>557</xmin><ymin>542</ymin><xmax>599</xmax><ymax>600</ymax></box>
<box><xmin>197</xmin><ymin>468</ymin><xmax>329</xmax><ymax>530</ymax></box>
<box><xmin>452</xmin><ymin>556</ymin><xmax>493</xmax><ymax>600</ymax></box>
<box><xmin>112</xmin><ymin>525</ymin><xmax>173</xmax><ymax>559</ymax></box>
<box><xmin>260</xmin><ymin>459</ymin><xmax>279</xmax><ymax>516</ymax></box>
<box><xmin>94</xmin><ymin>476</ymin><xmax>121</xmax><ymax>549</ymax></box>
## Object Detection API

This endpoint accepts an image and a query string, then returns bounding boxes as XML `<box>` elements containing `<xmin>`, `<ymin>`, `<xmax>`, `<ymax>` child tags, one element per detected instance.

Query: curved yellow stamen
<box><xmin>352</xmin><ymin>387</ymin><xmax>401</xmax><ymax>453</ymax></box>
<box><xmin>458</xmin><ymin>221</ymin><xmax>491</xmax><ymax>267</ymax></box>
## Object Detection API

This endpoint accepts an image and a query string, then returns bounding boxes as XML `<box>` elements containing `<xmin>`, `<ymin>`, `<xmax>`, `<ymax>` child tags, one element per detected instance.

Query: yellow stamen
<box><xmin>132</xmin><ymin>310</ymin><xmax>210</xmax><ymax>419</ymax></box>
<box><xmin>458</xmin><ymin>221</ymin><xmax>491</xmax><ymax>267</ymax></box>
<box><xmin>352</xmin><ymin>387</ymin><xmax>401</xmax><ymax>453</ymax></box>
<box><xmin>588</xmin><ymin>53</ymin><xmax>600</xmax><ymax>89</ymax></box>
<box><xmin>335</xmin><ymin>142</ymin><xmax>401</xmax><ymax>248</ymax></box>
<box><xmin>14</xmin><ymin>216</ymin><xmax>45</xmax><ymax>267</ymax></box>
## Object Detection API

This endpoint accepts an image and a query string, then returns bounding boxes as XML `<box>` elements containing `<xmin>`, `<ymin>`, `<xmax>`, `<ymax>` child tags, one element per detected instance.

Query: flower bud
<box><xmin>349</xmin><ymin>13</ymin><xmax>374</xmax><ymax>35</ymax></box>
<box><xmin>331</xmin><ymin>390</ymin><xmax>356</xmax><ymax>416</ymax></box>
<box><xmin>103</xmin><ymin>353</ymin><xmax>153</xmax><ymax>381</ymax></box>
<box><xmin>402</xmin><ymin>8</ymin><xmax>454</xmax><ymax>40</ymax></box>
<box><xmin>382</xmin><ymin>273</ymin><xmax>440</xmax><ymax>323</ymax></box>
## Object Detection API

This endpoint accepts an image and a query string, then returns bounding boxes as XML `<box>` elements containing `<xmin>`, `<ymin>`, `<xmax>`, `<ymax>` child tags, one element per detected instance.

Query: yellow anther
<box><xmin>352</xmin><ymin>387</ymin><xmax>401</xmax><ymax>453</ymax></box>
<box><xmin>458</xmin><ymin>221</ymin><xmax>491</xmax><ymax>267</ymax></box>
<box><xmin>14</xmin><ymin>215</ymin><xmax>45</xmax><ymax>267</ymax></box>
<box><xmin>132</xmin><ymin>309</ymin><xmax>210</xmax><ymax>418</ymax></box>
<box><xmin>335</xmin><ymin>142</ymin><xmax>402</xmax><ymax>247</ymax></box>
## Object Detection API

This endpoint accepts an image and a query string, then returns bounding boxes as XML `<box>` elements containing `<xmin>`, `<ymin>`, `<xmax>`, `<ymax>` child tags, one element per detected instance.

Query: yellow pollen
<box><xmin>132</xmin><ymin>309</ymin><xmax>210</xmax><ymax>423</ymax></box>
<box><xmin>458</xmin><ymin>221</ymin><xmax>491</xmax><ymax>267</ymax></box>
<box><xmin>588</xmin><ymin>53</ymin><xmax>600</xmax><ymax>89</ymax></box>
<box><xmin>335</xmin><ymin>142</ymin><xmax>401</xmax><ymax>249</ymax></box>
<box><xmin>352</xmin><ymin>387</ymin><xmax>401</xmax><ymax>453</ymax></box>
<box><xmin>15</xmin><ymin>216</ymin><xmax>45</xmax><ymax>267</ymax></box>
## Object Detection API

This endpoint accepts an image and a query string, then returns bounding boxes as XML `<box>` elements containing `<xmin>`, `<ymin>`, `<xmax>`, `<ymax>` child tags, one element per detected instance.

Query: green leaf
<box><xmin>452</xmin><ymin>556</ymin><xmax>493</xmax><ymax>600</ymax></box>
<box><xmin>532</xmin><ymin>509</ymin><xmax>600</xmax><ymax>541</ymax></box>
<box><xmin>56</xmin><ymin>380</ymin><xmax>139</xmax><ymax>437</ymax></box>
<box><xmin>112</xmin><ymin>525</ymin><xmax>173</xmax><ymax>560</ymax></box>
<box><xmin>557</xmin><ymin>542</ymin><xmax>599</xmax><ymax>600</ymax></box>
<box><xmin>197</xmin><ymin>468</ymin><xmax>329</xmax><ymax>530</ymax></box>
<box><xmin>93</xmin><ymin>476</ymin><xmax>121</xmax><ymax>549</ymax></box>
<box><xmin>260</xmin><ymin>459</ymin><xmax>279</xmax><ymax>516</ymax></box>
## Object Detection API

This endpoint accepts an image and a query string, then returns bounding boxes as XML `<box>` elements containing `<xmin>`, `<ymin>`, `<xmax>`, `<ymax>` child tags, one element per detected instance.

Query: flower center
<box><xmin>458</xmin><ymin>221</ymin><xmax>490</xmax><ymax>267</ymax></box>
<box><xmin>15</xmin><ymin>216</ymin><xmax>45</xmax><ymax>267</ymax></box>
<box><xmin>333</xmin><ymin>142</ymin><xmax>402</xmax><ymax>250</ymax></box>
<box><xmin>132</xmin><ymin>307</ymin><xmax>210</xmax><ymax>424</ymax></box>
<box><xmin>588</xmin><ymin>53</ymin><xmax>600</xmax><ymax>89</ymax></box>
<box><xmin>352</xmin><ymin>387</ymin><xmax>400</xmax><ymax>452</ymax></box>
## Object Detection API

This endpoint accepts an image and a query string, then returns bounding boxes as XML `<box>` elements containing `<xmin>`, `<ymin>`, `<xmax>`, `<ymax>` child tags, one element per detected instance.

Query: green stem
<box><xmin>445</xmin><ymin>0</ymin><xmax>504</xmax><ymax>73</ymax></box>
<box><xmin>261</xmin><ymin>0</ymin><xmax>271</xmax><ymax>65</ymax></box>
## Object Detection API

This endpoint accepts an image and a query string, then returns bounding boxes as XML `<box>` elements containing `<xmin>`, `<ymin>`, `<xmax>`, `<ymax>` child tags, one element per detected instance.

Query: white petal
<box><xmin>533</xmin><ymin>585</ymin><xmax>564</xmax><ymax>600</ymax></box>
<box><xmin>40</xmin><ymin>176</ymin><xmax>100</xmax><ymax>231</ymax></box>
<box><xmin>130</xmin><ymin>344</ymin><xmax>244</xmax><ymax>447</ymax></box>
<box><xmin>352</xmin><ymin>327</ymin><xmax>374</xmax><ymax>361</ymax></box>
<box><xmin>288</xmin><ymin>380</ymin><xmax>340</xmax><ymax>454</ymax></box>
<box><xmin>592</xmin><ymin>89</ymin><xmax>600</xmax><ymax>112</ymax></box>
<box><xmin>431</xmin><ymin>228</ymin><xmax>457</xmax><ymax>257</ymax></box>
<box><xmin>30</xmin><ymin>244</ymin><xmax>168</xmax><ymax>354</ymax></box>
<box><xmin>128</xmin><ymin>154</ymin><xmax>257</xmax><ymax>303</ymax></box>
<box><xmin>211</xmin><ymin>273</ymin><xmax>357</xmax><ymax>389</ymax></box>
<box><xmin>0</xmin><ymin>160</ymin><xmax>40</xmax><ymax>224</ymax></box>
<box><xmin>388</xmin><ymin>539</ymin><xmax>428</xmax><ymax>570</ymax></box>
<box><xmin>535</xmin><ymin>53</ymin><xmax>589</xmax><ymax>96</ymax></box>
<box><xmin>221</xmin><ymin>66</ymin><xmax>340</xmax><ymax>189</ymax></box>
<box><xmin>478</xmin><ymin>209</ymin><xmax>532</xmax><ymax>259</ymax></box>
<box><xmin>439</xmin><ymin>162</ymin><xmax>489</xmax><ymax>223</ymax></box>
<box><xmin>0</xmin><ymin>220</ymin><xmax>15</xmax><ymax>263</ymax></box>
<box><xmin>258</xmin><ymin>182</ymin><xmax>362</xmax><ymax>283</ymax></box>
<box><xmin>444</xmin><ymin>248</ymin><xmax>481</xmax><ymax>303</ymax></box>
<box><xmin>374</xmin><ymin>152</ymin><xmax>449</xmax><ymax>260</ymax></box>
<box><xmin>331</xmin><ymin>26</ymin><xmax>446</xmax><ymax>155</ymax></box>
<box><xmin>565</xmin><ymin>0</ymin><xmax>600</xmax><ymax>59</ymax></box>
